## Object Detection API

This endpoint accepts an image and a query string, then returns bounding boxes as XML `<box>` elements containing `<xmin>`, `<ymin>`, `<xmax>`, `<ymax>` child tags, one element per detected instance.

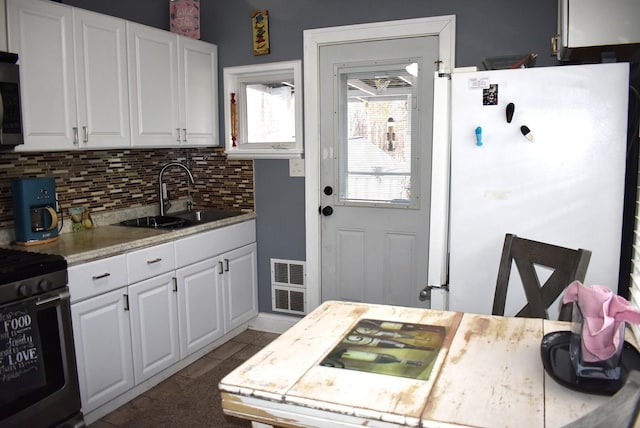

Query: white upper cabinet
<box><xmin>555</xmin><ymin>0</ymin><xmax>640</xmax><ymax>61</ymax></box>
<box><xmin>128</xmin><ymin>22</ymin><xmax>218</xmax><ymax>148</ymax></box>
<box><xmin>179</xmin><ymin>37</ymin><xmax>218</xmax><ymax>147</ymax></box>
<box><xmin>127</xmin><ymin>22</ymin><xmax>180</xmax><ymax>147</ymax></box>
<box><xmin>7</xmin><ymin>0</ymin><xmax>77</xmax><ymax>150</ymax></box>
<box><xmin>7</xmin><ymin>1</ymin><xmax>217</xmax><ymax>151</ymax></box>
<box><xmin>7</xmin><ymin>0</ymin><xmax>131</xmax><ymax>150</ymax></box>
<box><xmin>73</xmin><ymin>8</ymin><xmax>131</xmax><ymax>148</ymax></box>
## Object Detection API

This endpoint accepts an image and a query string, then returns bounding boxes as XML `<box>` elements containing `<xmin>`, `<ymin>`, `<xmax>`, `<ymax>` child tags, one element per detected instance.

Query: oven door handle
<box><xmin>36</xmin><ymin>288</ymin><xmax>70</xmax><ymax>306</ymax></box>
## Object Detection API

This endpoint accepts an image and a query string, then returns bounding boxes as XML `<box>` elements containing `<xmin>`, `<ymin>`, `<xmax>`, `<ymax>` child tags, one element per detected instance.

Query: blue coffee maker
<box><xmin>12</xmin><ymin>177</ymin><xmax>59</xmax><ymax>245</ymax></box>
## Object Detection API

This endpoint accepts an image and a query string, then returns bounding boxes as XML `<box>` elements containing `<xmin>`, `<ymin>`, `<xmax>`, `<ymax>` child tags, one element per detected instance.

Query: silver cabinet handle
<box><xmin>218</xmin><ymin>261</ymin><xmax>224</xmax><ymax>274</ymax></box>
<box><xmin>182</xmin><ymin>128</ymin><xmax>187</xmax><ymax>142</ymax></box>
<box><xmin>172</xmin><ymin>277</ymin><xmax>177</xmax><ymax>292</ymax></box>
<box><xmin>73</xmin><ymin>127</ymin><xmax>79</xmax><ymax>145</ymax></box>
<box><xmin>224</xmin><ymin>259</ymin><xmax>229</xmax><ymax>272</ymax></box>
<box><xmin>147</xmin><ymin>258</ymin><xmax>162</xmax><ymax>264</ymax></box>
<box><xmin>123</xmin><ymin>294</ymin><xmax>129</xmax><ymax>311</ymax></box>
<box><xmin>176</xmin><ymin>128</ymin><xmax>181</xmax><ymax>142</ymax></box>
<box><xmin>82</xmin><ymin>125</ymin><xmax>88</xmax><ymax>143</ymax></box>
<box><xmin>92</xmin><ymin>272</ymin><xmax>111</xmax><ymax>280</ymax></box>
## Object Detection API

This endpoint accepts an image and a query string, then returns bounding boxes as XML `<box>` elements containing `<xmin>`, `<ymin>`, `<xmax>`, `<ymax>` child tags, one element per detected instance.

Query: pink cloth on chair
<box><xmin>563</xmin><ymin>281</ymin><xmax>640</xmax><ymax>362</ymax></box>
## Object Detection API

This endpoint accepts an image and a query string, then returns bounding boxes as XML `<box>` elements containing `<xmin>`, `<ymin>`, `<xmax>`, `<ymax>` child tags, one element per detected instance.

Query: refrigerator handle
<box><xmin>427</xmin><ymin>73</ymin><xmax>451</xmax><ymax>312</ymax></box>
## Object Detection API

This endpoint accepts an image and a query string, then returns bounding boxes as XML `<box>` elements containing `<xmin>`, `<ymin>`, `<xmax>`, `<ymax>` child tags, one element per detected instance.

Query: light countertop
<box><xmin>4</xmin><ymin>212</ymin><xmax>256</xmax><ymax>266</ymax></box>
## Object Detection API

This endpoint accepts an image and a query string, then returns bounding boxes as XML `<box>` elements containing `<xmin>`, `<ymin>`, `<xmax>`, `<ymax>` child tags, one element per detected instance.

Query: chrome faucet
<box><xmin>158</xmin><ymin>162</ymin><xmax>195</xmax><ymax>216</ymax></box>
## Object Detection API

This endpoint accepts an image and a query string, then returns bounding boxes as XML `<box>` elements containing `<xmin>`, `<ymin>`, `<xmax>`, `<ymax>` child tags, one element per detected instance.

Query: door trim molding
<box><xmin>303</xmin><ymin>16</ymin><xmax>456</xmax><ymax>312</ymax></box>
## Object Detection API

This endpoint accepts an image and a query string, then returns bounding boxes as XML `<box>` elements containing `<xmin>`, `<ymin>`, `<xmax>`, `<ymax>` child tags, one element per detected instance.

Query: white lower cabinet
<box><xmin>176</xmin><ymin>258</ymin><xmax>224</xmax><ymax>358</ymax></box>
<box><xmin>223</xmin><ymin>243</ymin><xmax>258</xmax><ymax>332</ymax></box>
<box><xmin>69</xmin><ymin>221</ymin><xmax>257</xmax><ymax>417</ymax></box>
<box><xmin>71</xmin><ymin>287</ymin><xmax>134</xmax><ymax>414</ymax></box>
<box><xmin>128</xmin><ymin>272</ymin><xmax>180</xmax><ymax>384</ymax></box>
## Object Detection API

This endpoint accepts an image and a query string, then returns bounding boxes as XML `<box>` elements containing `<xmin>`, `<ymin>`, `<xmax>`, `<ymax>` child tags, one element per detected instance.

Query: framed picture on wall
<box><xmin>170</xmin><ymin>0</ymin><xmax>201</xmax><ymax>39</ymax></box>
<box><xmin>251</xmin><ymin>10</ymin><xmax>270</xmax><ymax>55</ymax></box>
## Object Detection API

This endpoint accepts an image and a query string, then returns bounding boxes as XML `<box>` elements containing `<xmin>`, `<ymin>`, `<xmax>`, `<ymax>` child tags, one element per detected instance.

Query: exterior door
<box><xmin>320</xmin><ymin>36</ymin><xmax>438</xmax><ymax>307</ymax></box>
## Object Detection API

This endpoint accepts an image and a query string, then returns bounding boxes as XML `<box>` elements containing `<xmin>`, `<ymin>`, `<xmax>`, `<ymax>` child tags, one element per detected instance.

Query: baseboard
<box><xmin>248</xmin><ymin>312</ymin><xmax>300</xmax><ymax>334</ymax></box>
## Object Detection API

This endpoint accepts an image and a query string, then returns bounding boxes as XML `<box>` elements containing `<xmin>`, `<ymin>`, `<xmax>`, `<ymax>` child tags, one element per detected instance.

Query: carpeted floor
<box><xmin>88</xmin><ymin>330</ymin><xmax>280</xmax><ymax>428</ymax></box>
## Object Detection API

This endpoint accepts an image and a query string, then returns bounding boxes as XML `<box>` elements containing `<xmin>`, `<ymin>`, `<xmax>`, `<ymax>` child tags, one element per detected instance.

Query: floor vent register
<box><xmin>271</xmin><ymin>258</ymin><xmax>306</xmax><ymax>315</ymax></box>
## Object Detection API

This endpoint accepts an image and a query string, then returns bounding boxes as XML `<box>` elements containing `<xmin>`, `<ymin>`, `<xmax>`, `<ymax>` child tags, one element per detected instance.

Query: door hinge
<box><xmin>419</xmin><ymin>284</ymin><xmax>449</xmax><ymax>301</ymax></box>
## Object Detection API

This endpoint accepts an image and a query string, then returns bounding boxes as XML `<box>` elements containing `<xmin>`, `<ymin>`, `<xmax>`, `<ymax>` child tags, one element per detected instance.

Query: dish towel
<box><xmin>563</xmin><ymin>281</ymin><xmax>640</xmax><ymax>362</ymax></box>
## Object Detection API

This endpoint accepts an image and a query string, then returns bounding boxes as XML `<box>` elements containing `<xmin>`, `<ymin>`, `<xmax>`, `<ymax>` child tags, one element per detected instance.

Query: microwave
<box><xmin>0</xmin><ymin>52</ymin><xmax>23</xmax><ymax>149</ymax></box>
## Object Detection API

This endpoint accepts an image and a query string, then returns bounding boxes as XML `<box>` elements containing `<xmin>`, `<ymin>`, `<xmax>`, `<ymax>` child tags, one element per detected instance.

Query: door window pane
<box><xmin>339</xmin><ymin>66</ymin><xmax>417</xmax><ymax>205</ymax></box>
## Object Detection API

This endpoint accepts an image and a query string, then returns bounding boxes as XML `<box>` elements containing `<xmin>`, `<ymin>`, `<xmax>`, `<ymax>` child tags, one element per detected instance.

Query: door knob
<box><xmin>321</xmin><ymin>206</ymin><xmax>333</xmax><ymax>216</ymax></box>
<box><xmin>323</xmin><ymin>186</ymin><xmax>333</xmax><ymax>196</ymax></box>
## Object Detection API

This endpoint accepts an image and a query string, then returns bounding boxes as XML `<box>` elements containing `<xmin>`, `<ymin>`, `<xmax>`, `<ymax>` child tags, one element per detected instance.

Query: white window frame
<box><xmin>223</xmin><ymin>60</ymin><xmax>303</xmax><ymax>159</ymax></box>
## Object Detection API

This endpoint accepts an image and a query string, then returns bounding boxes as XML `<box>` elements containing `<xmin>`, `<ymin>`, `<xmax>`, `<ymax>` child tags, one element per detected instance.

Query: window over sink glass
<box><xmin>223</xmin><ymin>60</ymin><xmax>302</xmax><ymax>159</ymax></box>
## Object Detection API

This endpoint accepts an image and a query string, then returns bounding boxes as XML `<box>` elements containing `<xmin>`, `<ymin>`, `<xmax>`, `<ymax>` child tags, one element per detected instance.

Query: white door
<box><xmin>128</xmin><ymin>272</ymin><xmax>180</xmax><ymax>384</ymax></box>
<box><xmin>179</xmin><ymin>37</ymin><xmax>218</xmax><ymax>146</ymax></box>
<box><xmin>73</xmin><ymin>8</ymin><xmax>131</xmax><ymax>148</ymax></box>
<box><xmin>71</xmin><ymin>288</ymin><xmax>134</xmax><ymax>413</ymax></box>
<box><xmin>320</xmin><ymin>36</ymin><xmax>438</xmax><ymax>307</ymax></box>
<box><xmin>7</xmin><ymin>0</ymin><xmax>77</xmax><ymax>151</ymax></box>
<box><xmin>223</xmin><ymin>243</ymin><xmax>258</xmax><ymax>331</ymax></box>
<box><xmin>127</xmin><ymin>22</ymin><xmax>180</xmax><ymax>147</ymax></box>
<box><xmin>176</xmin><ymin>258</ymin><xmax>224</xmax><ymax>358</ymax></box>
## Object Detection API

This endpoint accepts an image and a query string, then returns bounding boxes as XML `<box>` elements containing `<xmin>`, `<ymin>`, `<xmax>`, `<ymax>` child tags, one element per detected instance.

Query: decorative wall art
<box><xmin>251</xmin><ymin>10</ymin><xmax>270</xmax><ymax>55</ymax></box>
<box><xmin>170</xmin><ymin>0</ymin><xmax>200</xmax><ymax>39</ymax></box>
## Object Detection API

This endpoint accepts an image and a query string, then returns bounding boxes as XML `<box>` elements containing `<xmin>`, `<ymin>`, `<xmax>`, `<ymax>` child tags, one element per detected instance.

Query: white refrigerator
<box><xmin>444</xmin><ymin>62</ymin><xmax>629</xmax><ymax>317</ymax></box>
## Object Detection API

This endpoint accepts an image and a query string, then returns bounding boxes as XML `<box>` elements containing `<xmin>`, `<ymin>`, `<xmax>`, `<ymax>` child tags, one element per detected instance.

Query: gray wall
<box><xmin>62</xmin><ymin>0</ymin><xmax>558</xmax><ymax>313</ymax></box>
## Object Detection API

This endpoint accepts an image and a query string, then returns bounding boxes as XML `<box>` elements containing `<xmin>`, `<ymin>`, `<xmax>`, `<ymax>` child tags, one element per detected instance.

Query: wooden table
<box><xmin>219</xmin><ymin>301</ymin><xmax>613</xmax><ymax>428</ymax></box>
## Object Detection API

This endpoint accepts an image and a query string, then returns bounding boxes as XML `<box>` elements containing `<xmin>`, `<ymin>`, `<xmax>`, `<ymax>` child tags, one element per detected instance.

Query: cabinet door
<box><xmin>127</xmin><ymin>22</ymin><xmax>180</xmax><ymax>147</ymax></box>
<box><xmin>175</xmin><ymin>258</ymin><xmax>224</xmax><ymax>358</ymax></box>
<box><xmin>7</xmin><ymin>0</ymin><xmax>77</xmax><ymax>150</ymax></box>
<box><xmin>71</xmin><ymin>288</ymin><xmax>133</xmax><ymax>414</ymax></box>
<box><xmin>73</xmin><ymin>9</ymin><xmax>130</xmax><ymax>149</ymax></box>
<box><xmin>179</xmin><ymin>37</ymin><xmax>218</xmax><ymax>146</ymax></box>
<box><xmin>128</xmin><ymin>272</ymin><xmax>180</xmax><ymax>384</ymax></box>
<box><xmin>223</xmin><ymin>243</ymin><xmax>258</xmax><ymax>332</ymax></box>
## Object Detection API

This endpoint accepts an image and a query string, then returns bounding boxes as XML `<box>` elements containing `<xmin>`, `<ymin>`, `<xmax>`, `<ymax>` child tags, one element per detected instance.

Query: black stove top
<box><xmin>0</xmin><ymin>248</ymin><xmax>67</xmax><ymax>286</ymax></box>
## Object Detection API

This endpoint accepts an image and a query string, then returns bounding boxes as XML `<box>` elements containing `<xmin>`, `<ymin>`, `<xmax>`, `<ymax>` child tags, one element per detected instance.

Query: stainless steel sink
<box><xmin>172</xmin><ymin>209</ymin><xmax>244</xmax><ymax>224</ymax></box>
<box><xmin>118</xmin><ymin>210</ymin><xmax>244</xmax><ymax>229</ymax></box>
<box><xmin>119</xmin><ymin>215</ymin><xmax>194</xmax><ymax>229</ymax></box>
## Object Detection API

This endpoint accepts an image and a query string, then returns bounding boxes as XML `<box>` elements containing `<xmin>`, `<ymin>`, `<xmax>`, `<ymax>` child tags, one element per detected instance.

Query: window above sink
<box><xmin>223</xmin><ymin>60</ymin><xmax>303</xmax><ymax>159</ymax></box>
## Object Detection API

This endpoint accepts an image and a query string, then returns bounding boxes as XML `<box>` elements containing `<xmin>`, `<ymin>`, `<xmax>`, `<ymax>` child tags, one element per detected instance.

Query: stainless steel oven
<box><xmin>0</xmin><ymin>248</ymin><xmax>84</xmax><ymax>428</ymax></box>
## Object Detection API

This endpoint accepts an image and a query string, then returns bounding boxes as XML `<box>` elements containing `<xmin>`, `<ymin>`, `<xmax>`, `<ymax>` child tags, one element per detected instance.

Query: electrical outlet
<box><xmin>289</xmin><ymin>158</ymin><xmax>305</xmax><ymax>177</ymax></box>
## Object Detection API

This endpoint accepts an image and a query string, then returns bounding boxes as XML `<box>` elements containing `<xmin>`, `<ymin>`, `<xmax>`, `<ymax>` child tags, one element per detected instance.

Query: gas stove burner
<box><xmin>0</xmin><ymin>248</ymin><xmax>67</xmax><ymax>283</ymax></box>
<box><xmin>0</xmin><ymin>248</ymin><xmax>68</xmax><ymax>304</ymax></box>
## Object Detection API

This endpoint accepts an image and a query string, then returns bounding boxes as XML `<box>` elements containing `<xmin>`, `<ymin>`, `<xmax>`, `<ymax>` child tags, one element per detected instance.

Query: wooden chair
<box><xmin>561</xmin><ymin>370</ymin><xmax>640</xmax><ymax>428</ymax></box>
<box><xmin>492</xmin><ymin>233</ymin><xmax>591</xmax><ymax>321</ymax></box>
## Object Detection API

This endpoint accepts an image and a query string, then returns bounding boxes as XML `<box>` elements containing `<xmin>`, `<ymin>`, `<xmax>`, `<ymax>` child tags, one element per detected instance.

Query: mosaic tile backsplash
<box><xmin>0</xmin><ymin>147</ymin><xmax>254</xmax><ymax>231</ymax></box>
